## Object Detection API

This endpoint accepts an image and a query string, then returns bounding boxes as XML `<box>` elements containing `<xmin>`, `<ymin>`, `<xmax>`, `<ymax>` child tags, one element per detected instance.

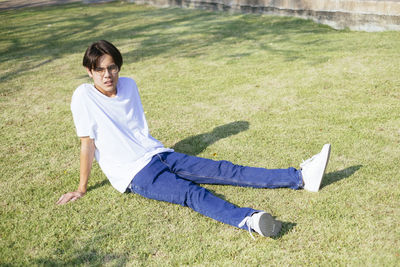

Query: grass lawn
<box><xmin>1</xmin><ymin>1</ymin><xmax>399</xmax><ymax>265</ymax></box>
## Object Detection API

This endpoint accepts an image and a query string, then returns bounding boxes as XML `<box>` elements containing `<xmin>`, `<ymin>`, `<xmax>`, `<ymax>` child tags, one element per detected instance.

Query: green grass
<box><xmin>1</xmin><ymin>1</ymin><xmax>399</xmax><ymax>265</ymax></box>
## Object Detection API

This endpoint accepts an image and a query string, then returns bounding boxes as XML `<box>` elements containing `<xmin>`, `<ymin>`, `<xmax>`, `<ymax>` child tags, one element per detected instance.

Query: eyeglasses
<box><xmin>93</xmin><ymin>64</ymin><xmax>119</xmax><ymax>76</ymax></box>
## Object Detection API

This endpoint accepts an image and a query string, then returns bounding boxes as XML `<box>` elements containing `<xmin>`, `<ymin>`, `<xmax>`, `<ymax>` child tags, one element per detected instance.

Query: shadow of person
<box><xmin>84</xmin><ymin>121</ymin><xmax>249</xmax><ymax>193</ymax></box>
<box><xmin>321</xmin><ymin>165</ymin><xmax>363</xmax><ymax>189</ymax></box>
<box><xmin>271</xmin><ymin>221</ymin><xmax>297</xmax><ymax>239</ymax></box>
<box><xmin>172</xmin><ymin>121</ymin><xmax>250</xmax><ymax>156</ymax></box>
<box><xmin>87</xmin><ymin>179</ymin><xmax>109</xmax><ymax>192</ymax></box>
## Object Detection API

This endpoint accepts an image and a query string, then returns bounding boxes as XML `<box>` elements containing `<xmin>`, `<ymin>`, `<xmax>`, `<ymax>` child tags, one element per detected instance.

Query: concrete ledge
<box><xmin>129</xmin><ymin>0</ymin><xmax>400</xmax><ymax>31</ymax></box>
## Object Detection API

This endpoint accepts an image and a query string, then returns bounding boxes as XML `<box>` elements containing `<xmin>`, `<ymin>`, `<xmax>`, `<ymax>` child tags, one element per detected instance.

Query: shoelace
<box><xmin>238</xmin><ymin>216</ymin><xmax>256</xmax><ymax>240</ymax></box>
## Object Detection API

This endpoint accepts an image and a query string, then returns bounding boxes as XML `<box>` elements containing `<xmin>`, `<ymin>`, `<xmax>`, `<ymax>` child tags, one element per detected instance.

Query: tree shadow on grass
<box><xmin>33</xmin><ymin>235</ymin><xmax>128</xmax><ymax>266</ymax></box>
<box><xmin>321</xmin><ymin>165</ymin><xmax>363</xmax><ymax>189</ymax></box>
<box><xmin>172</xmin><ymin>121</ymin><xmax>249</xmax><ymax>156</ymax></box>
<box><xmin>1</xmin><ymin>1</ymin><xmax>336</xmax><ymax>95</ymax></box>
<box><xmin>34</xmin><ymin>250</ymin><xmax>128</xmax><ymax>266</ymax></box>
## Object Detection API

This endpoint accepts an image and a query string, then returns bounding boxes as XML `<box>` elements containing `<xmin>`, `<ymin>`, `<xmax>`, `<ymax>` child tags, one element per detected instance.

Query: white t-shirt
<box><xmin>71</xmin><ymin>77</ymin><xmax>172</xmax><ymax>193</ymax></box>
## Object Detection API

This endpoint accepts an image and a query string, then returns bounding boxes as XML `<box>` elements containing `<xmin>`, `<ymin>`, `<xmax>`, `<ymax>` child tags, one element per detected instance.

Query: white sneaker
<box><xmin>238</xmin><ymin>212</ymin><xmax>282</xmax><ymax>239</ymax></box>
<box><xmin>300</xmin><ymin>144</ymin><xmax>331</xmax><ymax>192</ymax></box>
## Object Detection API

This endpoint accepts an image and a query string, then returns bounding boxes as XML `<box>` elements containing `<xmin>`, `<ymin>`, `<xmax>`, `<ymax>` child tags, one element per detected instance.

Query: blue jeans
<box><xmin>128</xmin><ymin>152</ymin><xmax>303</xmax><ymax>229</ymax></box>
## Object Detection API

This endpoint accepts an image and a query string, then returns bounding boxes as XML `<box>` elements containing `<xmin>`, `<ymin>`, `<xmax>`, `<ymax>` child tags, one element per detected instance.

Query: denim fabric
<box><xmin>129</xmin><ymin>152</ymin><xmax>302</xmax><ymax>229</ymax></box>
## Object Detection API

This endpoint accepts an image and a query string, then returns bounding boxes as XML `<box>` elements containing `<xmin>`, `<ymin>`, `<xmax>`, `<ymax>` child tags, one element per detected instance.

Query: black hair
<box><xmin>82</xmin><ymin>40</ymin><xmax>123</xmax><ymax>70</ymax></box>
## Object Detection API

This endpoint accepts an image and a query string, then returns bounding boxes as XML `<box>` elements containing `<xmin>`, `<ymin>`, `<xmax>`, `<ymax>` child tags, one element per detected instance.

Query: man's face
<box><xmin>87</xmin><ymin>54</ymin><xmax>119</xmax><ymax>97</ymax></box>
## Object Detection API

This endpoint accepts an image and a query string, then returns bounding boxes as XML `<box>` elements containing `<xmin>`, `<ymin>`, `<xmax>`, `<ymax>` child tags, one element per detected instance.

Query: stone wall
<box><xmin>128</xmin><ymin>0</ymin><xmax>400</xmax><ymax>31</ymax></box>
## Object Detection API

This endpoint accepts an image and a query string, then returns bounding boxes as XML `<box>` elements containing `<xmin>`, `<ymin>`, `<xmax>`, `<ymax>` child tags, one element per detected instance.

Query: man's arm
<box><xmin>56</xmin><ymin>137</ymin><xmax>95</xmax><ymax>205</ymax></box>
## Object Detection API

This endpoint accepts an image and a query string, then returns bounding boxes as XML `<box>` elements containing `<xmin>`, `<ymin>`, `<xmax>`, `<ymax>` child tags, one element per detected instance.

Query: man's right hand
<box><xmin>56</xmin><ymin>191</ymin><xmax>85</xmax><ymax>205</ymax></box>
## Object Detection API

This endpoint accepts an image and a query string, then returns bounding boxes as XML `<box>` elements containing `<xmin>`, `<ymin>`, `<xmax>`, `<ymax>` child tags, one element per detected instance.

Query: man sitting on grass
<box><xmin>57</xmin><ymin>40</ymin><xmax>331</xmax><ymax>239</ymax></box>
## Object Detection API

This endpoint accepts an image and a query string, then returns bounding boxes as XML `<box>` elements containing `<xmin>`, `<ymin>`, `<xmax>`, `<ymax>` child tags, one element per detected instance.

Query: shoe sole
<box><xmin>317</xmin><ymin>144</ymin><xmax>331</xmax><ymax>191</ymax></box>
<box><xmin>259</xmin><ymin>213</ymin><xmax>282</xmax><ymax>237</ymax></box>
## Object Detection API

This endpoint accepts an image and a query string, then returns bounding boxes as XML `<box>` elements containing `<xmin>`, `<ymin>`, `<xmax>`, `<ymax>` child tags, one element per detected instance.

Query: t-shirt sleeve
<box><xmin>70</xmin><ymin>87</ymin><xmax>96</xmax><ymax>139</ymax></box>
